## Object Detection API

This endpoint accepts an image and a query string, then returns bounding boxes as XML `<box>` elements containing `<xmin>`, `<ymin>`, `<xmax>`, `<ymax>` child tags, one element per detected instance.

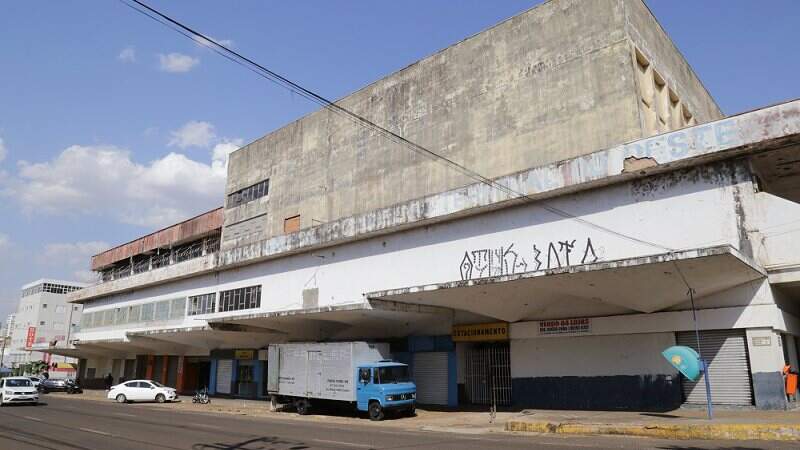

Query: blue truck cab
<box><xmin>355</xmin><ymin>360</ymin><xmax>416</xmax><ymax>420</ymax></box>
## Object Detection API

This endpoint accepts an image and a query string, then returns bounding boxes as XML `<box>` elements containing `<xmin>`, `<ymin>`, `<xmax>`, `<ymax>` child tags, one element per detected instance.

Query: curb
<box><xmin>505</xmin><ymin>420</ymin><xmax>800</xmax><ymax>441</ymax></box>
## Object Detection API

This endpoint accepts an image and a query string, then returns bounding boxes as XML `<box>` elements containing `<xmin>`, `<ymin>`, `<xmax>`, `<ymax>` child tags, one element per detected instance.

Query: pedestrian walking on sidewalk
<box><xmin>104</xmin><ymin>373</ymin><xmax>113</xmax><ymax>390</ymax></box>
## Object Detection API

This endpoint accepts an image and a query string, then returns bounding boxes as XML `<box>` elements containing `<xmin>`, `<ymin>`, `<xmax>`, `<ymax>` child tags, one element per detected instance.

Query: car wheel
<box><xmin>0</xmin><ymin>395</ymin><xmax>4</xmax><ymax>407</ymax></box>
<box><xmin>115</xmin><ymin>394</ymin><xmax>127</xmax><ymax>404</ymax></box>
<box><xmin>406</xmin><ymin>405</ymin><xmax>416</xmax><ymax>417</ymax></box>
<box><xmin>368</xmin><ymin>401</ymin><xmax>384</xmax><ymax>421</ymax></box>
<box><xmin>295</xmin><ymin>399</ymin><xmax>310</xmax><ymax>415</ymax></box>
<box><xmin>155</xmin><ymin>394</ymin><xmax>166</xmax><ymax>404</ymax></box>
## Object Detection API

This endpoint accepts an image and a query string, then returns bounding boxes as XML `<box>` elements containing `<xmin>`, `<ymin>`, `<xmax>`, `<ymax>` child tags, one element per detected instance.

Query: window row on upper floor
<box><xmin>78</xmin><ymin>284</ymin><xmax>263</xmax><ymax>330</ymax></box>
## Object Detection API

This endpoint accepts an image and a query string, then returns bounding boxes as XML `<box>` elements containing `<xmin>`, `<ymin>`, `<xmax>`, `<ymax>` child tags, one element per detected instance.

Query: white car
<box><xmin>0</xmin><ymin>376</ymin><xmax>40</xmax><ymax>405</ymax></box>
<box><xmin>28</xmin><ymin>377</ymin><xmax>42</xmax><ymax>389</ymax></box>
<box><xmin>107</xmin><ymin>379</ymin><xmax>178</xmax><ymax>404</ymax></box>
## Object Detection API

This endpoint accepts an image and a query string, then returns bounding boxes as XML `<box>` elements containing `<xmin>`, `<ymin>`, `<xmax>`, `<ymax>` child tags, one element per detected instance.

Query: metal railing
<box><xmin>98</xmin><ymin>235</ymin><xmax>221</xmax><ymax>284</ymax></box>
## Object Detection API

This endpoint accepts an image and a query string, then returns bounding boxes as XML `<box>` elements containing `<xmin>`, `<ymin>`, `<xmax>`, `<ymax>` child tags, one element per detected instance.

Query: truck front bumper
<box><xmin>382</xmin><ymin>399</ymin><xmax>415</xmax><ymax>410</ymax></box>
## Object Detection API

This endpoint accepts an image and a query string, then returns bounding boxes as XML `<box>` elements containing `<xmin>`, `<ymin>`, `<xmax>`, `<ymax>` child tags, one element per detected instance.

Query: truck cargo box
<box><xmin>267</xmin><ymin>342</ymin><xmax>390</xmax><ymax>402</ymax></box>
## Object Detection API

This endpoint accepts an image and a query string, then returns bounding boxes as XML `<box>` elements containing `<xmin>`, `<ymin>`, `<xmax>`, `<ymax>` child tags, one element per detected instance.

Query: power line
<box><xmin>120</xmin><ymin>0</ymin><xmax>675</xmax><ymax>253</ymax></box>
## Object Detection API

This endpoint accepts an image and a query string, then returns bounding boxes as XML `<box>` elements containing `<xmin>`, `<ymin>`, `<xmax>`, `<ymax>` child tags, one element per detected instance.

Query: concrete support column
<box><xmin>231</xmin><ymin>359</ymin><xmax>239</xmax><ymax>396</ymax></box>
<box><xmin>161</xmin><ymin>355</ymin><xmax>168</xmax><ymax>385</ymax></box>
<box><xmin>254</xmin><ymin>360</ymin><xmax>264</xmax><ymax>398</ymax></box>
<box><xmin>746</xmin><ymin>328</ymin><xmax>787</xmax><ymax>410</ymax></box>
<box><xmin>447</xmin><ymin>350</ymin><xmax>458</xmax><ymax>407</ymax></box>
<box><xmin>145</xmin><ymin>355</ymin><xmax>154</xmax><ymax>380</ymax></box>
<box><xmin>176</xmin><ymin>356</ymin><xmax>185</xmax><ymax>393</ymax></box>
<box><xmin>208</xmin><ymin>360</ymin><xmax>217</xmax><ymax>395</ymax></box>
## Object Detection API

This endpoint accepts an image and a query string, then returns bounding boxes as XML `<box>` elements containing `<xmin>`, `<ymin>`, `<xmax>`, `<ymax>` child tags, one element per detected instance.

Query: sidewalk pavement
<box><xmin>54</xmin><ymin>390</ymin><xmax>800</xmax><ymax>441</ymax></box>
<box><xmin>505</xmin><ymin>407</ymin><xmax>800</xmax><ymax>441</ymax></box>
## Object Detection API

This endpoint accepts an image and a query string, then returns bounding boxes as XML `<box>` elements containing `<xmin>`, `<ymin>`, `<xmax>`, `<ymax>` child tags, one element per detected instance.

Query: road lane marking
<box><xmin>194</xmin><ymin>424</ymin><xmax>222</xmax><ymax>430</ymax></box>
<box><xmin>312</xmin><ymin>438</ymin><xmax>374</xmax><ymax>448</ymax></box>
<box><xmin>79</xmin><ymin>427</ymin><xmax>111</xmax><ymax>436</ymax></box>
<box><xmin>22</xmin><ymin>416</ymin><xmax>42</xmax><ymax>422</ymax></box>
<box><xmin>113</xmin><ymin>412</ymin><xmax>136</xmax><ymax>417</ymax></box>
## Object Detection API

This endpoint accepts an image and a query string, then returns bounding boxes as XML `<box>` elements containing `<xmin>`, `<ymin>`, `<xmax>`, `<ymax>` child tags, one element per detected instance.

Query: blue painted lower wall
<box><xmin>512</xmin><ymin>375</ymin><xmax>682</xmax><ymax>411</ymax></box>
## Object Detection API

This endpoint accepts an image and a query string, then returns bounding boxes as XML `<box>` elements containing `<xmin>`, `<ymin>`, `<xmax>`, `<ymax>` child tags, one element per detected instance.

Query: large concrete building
<box><xmin>8</xmin><ymin>279</ymin><xmax>85</xmax><ymax>375</ymax></box>
<box><xmin>61</xmin><ymin>0</ymin><xmax>800</xmax><ymax>410</ymax></box>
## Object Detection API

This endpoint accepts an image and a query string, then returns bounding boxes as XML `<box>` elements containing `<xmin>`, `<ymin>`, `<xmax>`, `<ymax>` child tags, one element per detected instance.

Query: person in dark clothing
<box><xmin>104</xmin><ymin>373</ymin><xmax>114</xmax><ymax>390</ymax></box>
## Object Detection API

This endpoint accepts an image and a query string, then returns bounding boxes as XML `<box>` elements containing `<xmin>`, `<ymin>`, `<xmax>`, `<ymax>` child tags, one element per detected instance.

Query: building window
<box><xmin>128</xmin><ymin>305</ymin><xmax>142</xmax><ymax>323</ymax></box>
<box><xmin>227</xmin><ymin>179</ymin><xmax>269</xmax><ymax>208</ymax></box>
<box><xmin>284</xmin><ymin>215</ymin><xmax>301</xmax><ymax>233</ymax></box>
<box><xmin>188</xmin><ymin>293</ymin><xmax>216</xmax><ymax>316</ymax></box>
<box><xmin>154</xmin><ymin>301</ymin><xmax>170</xmax><ymax>321</ymax></box>
<box><xmin>39</xmin><ymin>321</ymin><xmax>46</xmax><ymax>326</ymax></box>
<box><xmin>42</xmin><ymin>304</ymin><xmax>47</xmax><ymax>309</ymax></box>
<box><xmin>141</xmin><ymin>303</ymin><xmax>155</xmax><ymax>322</ymax></box>
<box><xmin>219</xmin><ymin>285</ymin><xmax>261</xmax><ymax>312</ymax></box>
<box><xmin>169</xmin><ymin>298</ymin><xmax>186</xmax><ymax>320</ymax></box>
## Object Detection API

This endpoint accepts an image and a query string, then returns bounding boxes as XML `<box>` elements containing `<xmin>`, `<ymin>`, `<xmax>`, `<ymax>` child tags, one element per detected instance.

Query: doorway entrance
<box><xmin>465</xmin><ymin>342</ymin><xmax>511</xmax><ymax>406</ymax></box>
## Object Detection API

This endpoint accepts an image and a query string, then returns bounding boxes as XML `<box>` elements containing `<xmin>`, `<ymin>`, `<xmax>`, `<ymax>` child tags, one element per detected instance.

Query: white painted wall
<box><xmin>748</xmin><ymin>192</ymin><xmax>800</xmax><ymax>270</ymax></box>
<box><xmin>745</xmin><ymin>328</ymin><xmax>785</xmax><ymax>373</ymax></box>
<box><xmin>510</xmin><ymin>333</ymin><xmax>677</xmax><ymax>378</ymax></box>
<box><xmin>77</xmin><ymin>163</ymin><xmax>750</xmax><ymax>343</ymax></box>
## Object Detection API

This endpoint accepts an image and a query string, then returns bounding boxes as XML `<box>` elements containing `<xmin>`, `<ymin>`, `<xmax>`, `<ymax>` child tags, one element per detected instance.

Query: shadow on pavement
<box><xmin>192</xmin><ymin>436</ymin><xmax>312</xmax><ymax>450</ymax></box>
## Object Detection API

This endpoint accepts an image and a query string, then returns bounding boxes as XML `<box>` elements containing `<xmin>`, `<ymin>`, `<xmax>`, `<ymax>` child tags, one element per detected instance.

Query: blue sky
<box><xmin>0</xmin><ymin>0</ymin><xmax>798</xmax><ymax>317</ymax></box>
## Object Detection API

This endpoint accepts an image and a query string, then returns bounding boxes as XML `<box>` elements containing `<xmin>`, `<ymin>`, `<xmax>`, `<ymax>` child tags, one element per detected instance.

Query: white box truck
<box><xmin>267</xmin><ymin>342</ymin><xmax>416</xmax><ymax>420</ymax></box>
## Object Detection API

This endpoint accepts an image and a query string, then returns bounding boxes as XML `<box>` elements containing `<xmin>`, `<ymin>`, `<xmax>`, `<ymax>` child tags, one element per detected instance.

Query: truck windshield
<box><xmin>377</xmin><ymin>366</ymin><xmax>410</xmax><ymax>384</ymax></box>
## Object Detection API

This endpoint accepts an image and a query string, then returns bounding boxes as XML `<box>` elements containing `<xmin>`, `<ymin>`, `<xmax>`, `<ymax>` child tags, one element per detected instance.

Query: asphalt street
<box><xmin>0</xmin><ymin>395</ymin><xmax>795</xmax><ymax>450</ymax></box>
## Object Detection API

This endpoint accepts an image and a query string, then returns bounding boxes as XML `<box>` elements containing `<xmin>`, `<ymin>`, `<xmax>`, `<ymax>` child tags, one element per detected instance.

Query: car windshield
<box><xmin>151</xmin><ymin>381</ymin><xmax>166</xmax><ymax>387</ymax></box>
<box><xmin>376</xmin><ymin>366</ymin><xmax>410</xmax><ymax>384</ymax></box>
<box><xmin>7</xmin><ymin>379</ymin><xmax>32</xmax><ymax>387</ymax></box>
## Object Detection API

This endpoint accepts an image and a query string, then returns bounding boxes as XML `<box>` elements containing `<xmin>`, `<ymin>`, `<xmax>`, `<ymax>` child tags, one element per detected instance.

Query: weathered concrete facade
<box><xmin>63</xmin><ymin>0</ymin><xmax>800</xmax><ymax>411</ymax></box>
<box><xmin>223</xmin><ymin>0</ymin><xmax>721</xmax><ymax>251</ymax></box>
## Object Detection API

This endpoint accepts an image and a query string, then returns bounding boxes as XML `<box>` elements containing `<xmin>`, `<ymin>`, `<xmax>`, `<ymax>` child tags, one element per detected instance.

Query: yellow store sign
<box><xmin>235</xmin><ymin>350</ymin><xmax>254</xmax><ymax>360</ymax></box>
<box><xmin>452</xmin><ymin>322</ymin><xmax>509</xmax><ymax>342</ymax></box>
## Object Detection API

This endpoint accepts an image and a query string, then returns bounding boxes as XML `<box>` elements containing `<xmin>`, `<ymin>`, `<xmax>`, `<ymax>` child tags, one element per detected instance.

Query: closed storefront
<box><xmin>412</xmin><ymin>352</ymin><xmax>449</xmax><ymax>405</ymax></box>
<box><xmin>454</xmin><ymin>322</ymin><xmax>511</xmax><ymax>406</ymax></box>
<box><xmin>215</xmin><ymin>359</ymin><xmax>233</xmax><ymax>395</ymax></box>
<box><xmin>464</xmin><ymin>343</ymin><xmax>511</xmax><ymax>406</ymax></box>
<box><xmin>676</xmin><ymin>329</ymin><xmax>753</xmax><ymax>406</ymax></box>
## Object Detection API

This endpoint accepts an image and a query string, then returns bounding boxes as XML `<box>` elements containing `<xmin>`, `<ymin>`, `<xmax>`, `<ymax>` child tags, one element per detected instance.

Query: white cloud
<box><xmin>193</xmin><ymin>35</ymin><xmax>234</xmax><ymax>49</ymax></box>
<box><xmin>211</xmin><ymin>138</ymin><xmax>244</xmax><ymax>171</ymax></box>
<box><xmin>169</xmin><ymin>121</ymin><xmax>216</xmax><ymax>149</ymax></box>
<box><xmin>118</xmin><ymin>46</ymin><xmax>136</xmax><ymax>63</ymax></box>
<box><xmin>41</xmin><ymin>241</ymin><xmax>109</xmax><ymax>284</ymax></box>
<box><xmin>3</xmin><ymin>145</ymin><xmax>226</xmax><ymax>228</ymax></box>
<box><xmin>158</xmin><ymin>52</ymin><xmax>199</xmax><ymax>73</ymax></box>
<box><xmin>0</xmin><ymin>136</ymin><xmax>7</xmax><ymax>163</ymax></box>
<box><xmin>43</xmin><ymin>241</ymin><xmax>109</xmax><ymax>267</ymax></box>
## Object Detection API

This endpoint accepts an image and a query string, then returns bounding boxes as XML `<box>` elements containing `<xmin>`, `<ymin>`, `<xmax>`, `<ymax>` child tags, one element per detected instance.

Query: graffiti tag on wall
<box><xmin>459</xmin><ymin>237</ymin><xmax>602</xmax><ymax>281</ymax></box>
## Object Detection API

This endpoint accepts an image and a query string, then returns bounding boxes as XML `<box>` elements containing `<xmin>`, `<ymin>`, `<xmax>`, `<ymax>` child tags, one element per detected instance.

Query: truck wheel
<box><xmin>295</xmin><ymin>399</ymin><xmax>311</xmax><ymax>415</ymax></box>
<box><xmin>368</xmin><ymin>401</ymin><xmax>384</xmax><ymax>421</ymax></box>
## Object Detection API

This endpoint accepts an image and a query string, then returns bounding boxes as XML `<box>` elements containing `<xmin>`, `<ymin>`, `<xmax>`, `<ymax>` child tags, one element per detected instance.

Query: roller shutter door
<box><xmin>216</xmin><ymin>359</ymin><xmax>233</xmax><ymax>395</ymax></box>
<box><xmin>676</xmin><ymin>330</ymin><xmax>753</xmax><ymax>406</ymax></box>
<box><xmin>412</xmin><ymin>352</ymin><xmax>449</xmax><ymax>405</ymax></box>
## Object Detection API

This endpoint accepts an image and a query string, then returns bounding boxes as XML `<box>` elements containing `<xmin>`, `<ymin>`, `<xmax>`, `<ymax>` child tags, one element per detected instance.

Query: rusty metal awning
<box><xmin>366</xmin><ymin>245</ymin><xmax>766</xmax><ymax>322</ymax></box>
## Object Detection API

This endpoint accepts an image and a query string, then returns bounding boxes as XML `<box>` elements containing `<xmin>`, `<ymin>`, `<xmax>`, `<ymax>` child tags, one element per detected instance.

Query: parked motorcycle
<box><xmin>192</xmin><ymin>387</ymin><xmax>210</xmax><ymax>404</ymax></box>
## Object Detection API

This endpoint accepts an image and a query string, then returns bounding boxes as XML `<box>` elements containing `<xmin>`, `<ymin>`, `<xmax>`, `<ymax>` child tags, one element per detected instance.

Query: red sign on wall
<box><xmin>25</xmin><ymin>327</ymin><xmax>36</xmax><ymax>348</ymax></box>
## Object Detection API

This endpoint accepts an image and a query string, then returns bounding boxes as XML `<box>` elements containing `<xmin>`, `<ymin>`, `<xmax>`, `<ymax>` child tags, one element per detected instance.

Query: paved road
<box><xmin>0</xmin><ymin>396</ymin><xmax>794</xmax><ymax>450</ymax></box>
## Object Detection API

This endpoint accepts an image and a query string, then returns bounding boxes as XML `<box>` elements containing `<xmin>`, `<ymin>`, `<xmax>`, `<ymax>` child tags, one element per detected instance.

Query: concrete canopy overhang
<box><xmin>207</xmin><ymin>300</ymin><xmax>455</xmax><ymax>341</ymax></box>
<box><xmin>366</xmin><ymin>245</ymin><xmax>767</xmax><ymax>322</ymax></box>
<box><xmin>125</xmin><ymin>325</ymin><xmax>277</xmax><ymax>352</ymax></box>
